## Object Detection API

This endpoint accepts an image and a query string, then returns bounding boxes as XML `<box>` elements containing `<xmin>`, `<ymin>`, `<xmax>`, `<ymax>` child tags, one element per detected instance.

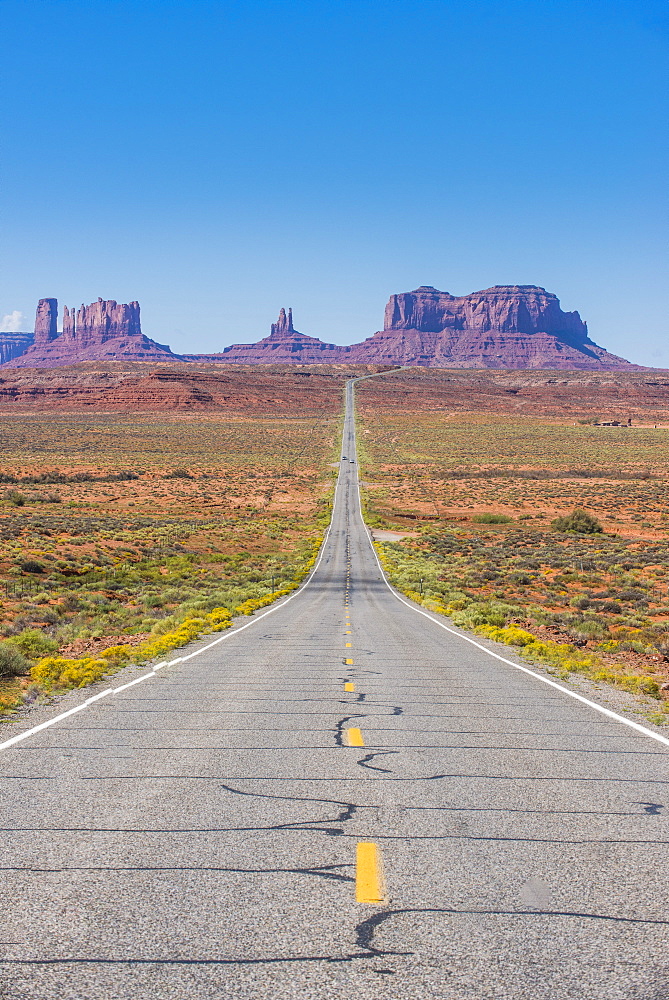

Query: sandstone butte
<box><xmin>1</xmin><ymin>285</ymin><xmax>640</xmax><ymax>370</ymax></box>
<box><xmin>6</xmin><ymin>298</ymin><xmax>180</xmax><ymax>368</ymax></box>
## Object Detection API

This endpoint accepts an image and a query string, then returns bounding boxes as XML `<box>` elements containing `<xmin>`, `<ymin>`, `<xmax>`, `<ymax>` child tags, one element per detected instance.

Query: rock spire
<box><xmin>270</xmin><ymin>308</ymin><xmax>295</xmax><ymax>338</ymax></box>
<box><xmin>34</xmin><ymin>299</ymin><xmax>58</xmax><ymax>346</ymax></box>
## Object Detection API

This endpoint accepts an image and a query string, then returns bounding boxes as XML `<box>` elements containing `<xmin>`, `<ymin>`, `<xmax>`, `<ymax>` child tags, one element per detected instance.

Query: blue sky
<box><xmin>1</xmin><ymin>0</ymin><xmax>667</xmax><ymax>363</ymax></box>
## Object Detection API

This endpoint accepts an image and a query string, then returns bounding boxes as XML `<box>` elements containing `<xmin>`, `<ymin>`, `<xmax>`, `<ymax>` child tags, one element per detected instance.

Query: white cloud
<box><xmin>1</xmin><ymin>311</ymin><xmax>25</xmax><ymax>332</ymax></box>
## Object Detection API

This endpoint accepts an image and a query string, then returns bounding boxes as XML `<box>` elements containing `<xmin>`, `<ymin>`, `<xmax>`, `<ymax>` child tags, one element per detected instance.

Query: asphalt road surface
<box><xmin>1</xmin><ymin>377</ymin><xmax>669</xmax><ymax>1000</ymax></box>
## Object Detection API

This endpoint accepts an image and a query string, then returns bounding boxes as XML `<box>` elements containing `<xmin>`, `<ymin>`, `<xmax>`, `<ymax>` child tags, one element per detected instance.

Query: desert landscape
<box><xmin>2</xmin><ymin>361</ymin><xmax>669</xmax><ymax>721</ymax></box>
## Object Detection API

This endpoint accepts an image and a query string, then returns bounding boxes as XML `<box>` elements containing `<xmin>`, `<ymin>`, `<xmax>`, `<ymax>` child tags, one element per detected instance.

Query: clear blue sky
<box><xmin>1</xmin><ymin>0</ymin><xmax>667</xmax><ymax>363</ymax></box>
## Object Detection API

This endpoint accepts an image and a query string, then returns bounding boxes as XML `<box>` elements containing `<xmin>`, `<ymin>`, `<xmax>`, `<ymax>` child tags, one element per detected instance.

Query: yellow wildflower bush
<box><xmin>475</xmin><ymin>624</ymin><xmax>659</xmax><ymax>696</ymax></box>
<box><xmin>234</xmin><ymin>586</ymin><xmax>297</xmax><ymax>616</ymax></box>
<box><xmin>32</xmin><ymin>606</ymin><xmax>233</xmax><ymax>690</ymax></box>
<box><xmin>32</xmin><ymin>656</ymin><xmax>110</xmax><ymax>689</ymax></box>
<box><xmin>0</xmin><ymin>689</ymin><xmax>26</xmax><ymax>715</ymax></box>
<box><xmin>476</xmin><ymin>625</ymin><xmax>541</xmax><ymax>648</ymax></box>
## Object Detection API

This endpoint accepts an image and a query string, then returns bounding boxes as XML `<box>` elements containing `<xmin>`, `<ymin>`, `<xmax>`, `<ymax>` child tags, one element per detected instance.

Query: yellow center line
<box><xmin>346</xmin><ymin>726</ymin><xmax>364</xmax><ymax>746</ymax></box>
<box><xmin>345</xmin><ymin>642</ymin><xmax>352</xmax><ymax>647</ymax></box>
<box><xmin>344</xmin><ymin>682</ymin><xmax>355</xmax><ymax>692</ymax></box>
<box><xmin>356</xmin><ymin>842</ymin><xmax>385</xmax><ymax>903</ymax></box>
<box><xmin>345</xmin><ymin>658</ymin><xmax>354</xmax><ymax>664</ymax></box>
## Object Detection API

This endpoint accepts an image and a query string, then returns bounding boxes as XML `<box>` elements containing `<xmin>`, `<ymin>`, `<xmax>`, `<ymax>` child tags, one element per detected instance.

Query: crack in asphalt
<box><xmin>354</xmin><ymin>904</ymin><xmax>669</xmax><ymax>958</ymax></box>
<box><xmin>219</xmin><ymin>781</ymin><xmax>359</xmax><ymax>834</ymax></box>
<box><xmin>334</xmin><ymin>714</ymin><xmax>366</xmax><ymax>747</ymax></box>
<box><xmin>357</xmin><ymin>751</ymin><xmax>399</xmax><ymax>774</ymax></box>
<box><xmin>6</xmin><ymin>864</ymin><xmax>355</xmax><ymax>883</ymax></box>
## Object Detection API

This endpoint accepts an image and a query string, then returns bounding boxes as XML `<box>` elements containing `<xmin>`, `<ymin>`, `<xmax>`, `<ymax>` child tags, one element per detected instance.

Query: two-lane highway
<box><xmin>1</xmin><ymin>378</ymin><xmax>668</xmax><ymax>999</ymax></box>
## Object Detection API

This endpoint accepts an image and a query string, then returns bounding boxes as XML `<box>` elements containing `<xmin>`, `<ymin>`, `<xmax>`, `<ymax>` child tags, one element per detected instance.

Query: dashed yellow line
<box><xmin>346</xmin><ymin>727</ymin><xmax>365</xmax><ymax>747</ymax></box>
<box><xmin>356</xmin><ymin>842</ymin><xmax>385</xmax><ymax>903</ymax></box>
<box><xmin>345</xmin><ymin>658</ymin><xmax>354</xmax><ymax>665</ymax></box>
<box><xmin>345</xmin><ymin>642</ymin><xmax>352</xmax><ymax>647</ymax></box>
<box><xmin>344</xmin><ymin>682</ymin><xmax>355</xmax><ymax>692</ymax></box>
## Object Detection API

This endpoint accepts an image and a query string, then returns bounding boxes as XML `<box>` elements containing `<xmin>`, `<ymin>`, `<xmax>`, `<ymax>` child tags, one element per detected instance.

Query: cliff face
<box><xmin>61</xmin><ymin>298</ymin><xmax>142</xmax><ymax>346</ymax></box>
<box><xmin>5</xmin><ymin>298</ymin><xmax>182</xmax><ymax>368</ymax></box>
<box><xmin>382</xmin><ymin>285</ymin><xmax>587</xmax><ymax>338</ymax></box>
<box><xmin>347</xmin><ymin>285</ymin><xmax>635</xmax><ymax>369</ymax></box>
<box><xmin>0</xmin><ymin>333</ymin><xmax>35</xmax><ymax>364</ymax></box>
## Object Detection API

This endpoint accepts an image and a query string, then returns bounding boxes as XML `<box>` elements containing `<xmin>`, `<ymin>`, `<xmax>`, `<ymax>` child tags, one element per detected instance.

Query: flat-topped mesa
<box><xmin>62</xmin><ymin>298</ymin><xmax>142</xmax><ymax>347</ymax></box>
<box><xmin>383</xmin><ymin>285</ymin><xmax>588</xmax><ymax>341</ymax></box>
<box><xmin>34</xmin><ymin>298</ymin><xmax>58</xmax><ymax>346</ymax></box>
<box><xmin>348</xmin><ymin>283</ymin><xmax>634</xmax><ymax>369</ymax></box>
<box><xmin>270</xmin><ymin>307</ymin><xmax>295</xmax><ymax>339</ymax></box>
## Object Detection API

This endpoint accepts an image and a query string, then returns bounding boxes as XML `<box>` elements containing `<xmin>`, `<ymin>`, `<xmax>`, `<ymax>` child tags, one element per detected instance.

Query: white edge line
<box><xmin>0</xmin><ymin>419</ymin><xmax>346</xmax><ymax>753</ymax></box>
<box><xmin>112</xmin><ymin>674</ymin><xmax>153</xmax><ymax>694</ymax></box>
<box><xmin>350</xmin><ymin>378</ymin><xmax>669</xmax><ymax>751</ymax></box>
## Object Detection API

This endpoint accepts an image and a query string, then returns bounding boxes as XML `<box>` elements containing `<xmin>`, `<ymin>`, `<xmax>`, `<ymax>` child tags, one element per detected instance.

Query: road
<box><xmin>1</xmin><ymin>377</ymin><xmax>669</xmax><ymax>999</ymax></box>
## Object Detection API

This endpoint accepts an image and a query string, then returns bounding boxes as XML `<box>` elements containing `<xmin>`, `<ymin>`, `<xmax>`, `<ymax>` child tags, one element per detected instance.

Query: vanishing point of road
<box><xmin>1</xmin><ymin>377</ymin><xmax>668</xmax><ymax>1000</ymax></box>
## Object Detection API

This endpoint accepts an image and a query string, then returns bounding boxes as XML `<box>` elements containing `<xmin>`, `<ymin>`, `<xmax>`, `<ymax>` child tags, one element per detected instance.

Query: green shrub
<box><xmin>19</xmin><ymin>559</ymin><xmax>45</xmax><ymax>574</ymax></box>
<box><xmin>570</xmin><ymin>619</ymin><xmax>608</xmax><ymax>641</ymax></box>
<box><xmin>471</xmin><ymin>513</ymin><xmax>513</xmax><ymax>524</ymax></box>
<box><xmin>450</xmin><ymin>601</ymin><xmax>517</xmax><ymax>629</ymax></box>
<box><xmin>0</xmin><ymin>642</ymin><xmax>31</xmax><ymax>677</ymax></box>
<box><xmin>551</xmin><ymin>509</ymin><xmax>603</xmax><ymax>534</ymax></box>
<box><xmin>7</xmin><ymin>628</ymin><xmax>59</xmax><ymax>659</ymax></box>
<box><xmin>150</xmin><ymin>615</ymin><xmax>180</xmax><ymax>636</ymax></box>
<box><xmin>165</xmin><ymin>468</ymin><xmax>193</xmax><ymax>479</ymax></box>
<box><xmin>145</xmin><ymin>595</ymin><xmax>166</xmax><ymax>608</ymax></box>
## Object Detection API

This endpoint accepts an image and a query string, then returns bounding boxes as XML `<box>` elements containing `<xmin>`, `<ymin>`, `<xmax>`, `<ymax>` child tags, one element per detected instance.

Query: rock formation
<box><xmin>184</xmin><ymin>308</ymin><xmax>346</xmax><ymax>364</ymax></box>
<box><xmin>2</xmin><ymin>285</ymin><xmax>639</xmax><ymax>370</ymax></box>
<box><xmin>271</xmin><ymin>307</ymin><xmax>294</xmax><ymax>337</ymax></box>
<box><xmin>345</xmin><ymin>286</ymin><xmax>635</xmax><ymax>369</ymax></box>
<box><xmin>61</xmin><ymin>298</ymin><xmax>142</xmax><ymax>346</ymax></box>
<box><xmin>34</xmin><ymin>298</ymin><xmax>58</xmax><ymax>346</ymax></box>
<box><xmin>4</xmin><ymin>298</ymin><xmax>183</xmax><ymax>368</ymax></box>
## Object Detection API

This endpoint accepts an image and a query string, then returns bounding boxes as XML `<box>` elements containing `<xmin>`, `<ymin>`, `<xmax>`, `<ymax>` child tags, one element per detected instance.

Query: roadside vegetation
<box><xmin>0</xmin><ymin>411</ymin><xmax>338</xmax><ymax>715</ymax></box>
<box><xmin>356</xmin><ymin>401</ymin><xmax>669</xmax><ymax>720</ymax></box>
